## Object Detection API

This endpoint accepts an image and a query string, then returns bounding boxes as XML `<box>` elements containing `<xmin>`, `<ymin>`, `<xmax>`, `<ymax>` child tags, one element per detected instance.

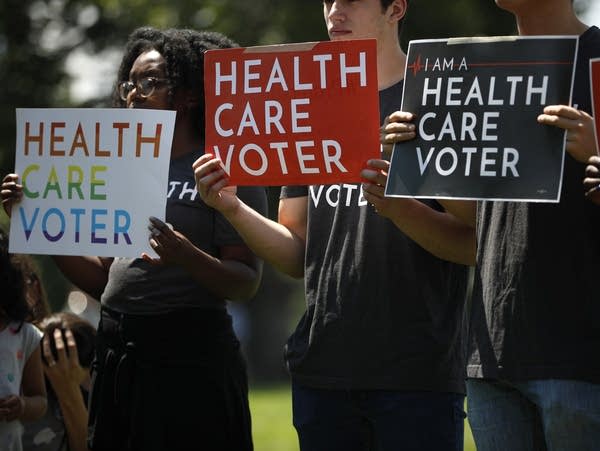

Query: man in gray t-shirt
<box><xmin>194</xmin><ymin>1</ymin><xmax>475</xmax><ymax>450</ymax></box>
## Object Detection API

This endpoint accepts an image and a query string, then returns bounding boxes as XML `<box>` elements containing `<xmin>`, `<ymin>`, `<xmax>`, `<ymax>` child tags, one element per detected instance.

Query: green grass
<box><xmin>250</xmin><ymin>385</ymin><xmax>298</xmax><ymax>451</ymax></box>
<box><xmin>250</xmin><ymin>384</ymin><xmax>477</xmax><ymax>451</ymax></box>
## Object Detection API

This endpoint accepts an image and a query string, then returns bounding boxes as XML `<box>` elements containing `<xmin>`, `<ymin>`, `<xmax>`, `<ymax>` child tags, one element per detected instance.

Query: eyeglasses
<box><xmin>118</xmin><ymin>77</ymin><xmax>168</xmax><ymax>101</ymax></box>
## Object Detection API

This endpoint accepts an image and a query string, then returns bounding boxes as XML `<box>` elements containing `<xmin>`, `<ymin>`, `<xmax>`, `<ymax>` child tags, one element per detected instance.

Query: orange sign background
<box><xmin>204</xmin><ymin>39</ymin><xmax>380</xmax><ymax>186</ymax></box>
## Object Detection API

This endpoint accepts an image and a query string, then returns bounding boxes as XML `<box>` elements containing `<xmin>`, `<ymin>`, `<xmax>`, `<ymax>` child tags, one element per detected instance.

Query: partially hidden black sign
<box><xmin>386</xmin><ymin>36</ymin><xmax>577</xmax><ymax>202</ymax></box>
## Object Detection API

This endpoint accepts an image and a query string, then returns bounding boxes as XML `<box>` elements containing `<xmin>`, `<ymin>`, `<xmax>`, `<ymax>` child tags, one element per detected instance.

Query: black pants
<box><xmin>88</xmin><ymin>306</ymin><xmax>253</xmax><ymax>451</ymax></box>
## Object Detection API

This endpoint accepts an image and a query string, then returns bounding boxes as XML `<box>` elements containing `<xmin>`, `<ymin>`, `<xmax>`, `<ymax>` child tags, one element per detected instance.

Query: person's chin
<box><xmin>330</xmin><ymin>32</ymin><xmax>353</xmax><ymax>41</ymax></box>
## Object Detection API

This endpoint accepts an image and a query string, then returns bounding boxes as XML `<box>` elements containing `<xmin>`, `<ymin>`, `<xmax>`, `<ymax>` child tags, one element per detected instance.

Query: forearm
<box><xmin>54</xmin><ymin>386</ymin><xmax>89</xmax><ymax>451</ymax></box>
<box><xmin>20</xmin><ymin>395</ymin><xmax>47</xmax><ymax>422</ymax></box>
<box><xmin>387</xmin><ymin>199</ymin><xmax>476</xmax><ymax>265</ymax></box>
<box><xmin>182</xmin><ymin>249</ymin><xmax>262</xmax><ymax>301</ymax></box>
<box><xmin>52</xmin><ymin>256</ymin><xmax>109</xmax><ymax>300</ymax></box>
<box><xmin>224</xmin><ymin>201</ymin><xmax>306</xmax><ymax>278</ymax></box>
<box><xmin>439</xmin><ymin>199</ymin><xmax>477</xmax><ymax>227</ymax></box>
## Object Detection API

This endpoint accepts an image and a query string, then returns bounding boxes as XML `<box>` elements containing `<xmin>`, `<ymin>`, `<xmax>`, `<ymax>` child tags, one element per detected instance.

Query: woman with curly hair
<box><xmin>2</xmin><ymin>27</ymin><xmax>267</xmax><ymax>451</ymax></box>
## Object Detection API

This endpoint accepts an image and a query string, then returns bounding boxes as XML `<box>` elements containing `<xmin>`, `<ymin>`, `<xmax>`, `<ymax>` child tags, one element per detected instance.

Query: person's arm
<box><xmin>362</xmin><ymin>160</ymin><xmax>476</xmax><ymax>266</ymax></box>
<box><xmin>2</xmin><ymin>172</ymin><xmax>111</xmax><ymax>299</ymax></box>
<box><xmin>376</xmin><ymin>111</ymin><xmax>476</xmax><ymax>264</ymax></box>
<box><xmin>537</xmin><ymin>105</ymin><xmax>598</xmax><ymax>163</ymax></box>
<box><xmin>51</xmin><ymin>256</ymin><xmax>112</xmax><ymax>301</ymax></box>
<box><xmin>1</xmin><ymin>173</ymin><xmax>22</xmax><ymax>217</ymax></box>
<box><xmin>43</xmin><ymin>329</ymin><xmax>89</xmax><ymax>451</ymax></box>
<box><xmin>193</xmin><ymin>154</ymin><xmax>307</xmax><ymax>278</ymax></box>
<box><xmin>141</xmin><ymin>216</ymin><xmax>264</xmax><ymax>301</ymax></box>
<box><xmin>9</xmin><ymin>345</ymin><xmax>47</xmax><ymax>422</ymax></box>
<box><xmin>438</xmin><ymin>199</ymin><xmax>477</xmax><ymax>228</ymax></box>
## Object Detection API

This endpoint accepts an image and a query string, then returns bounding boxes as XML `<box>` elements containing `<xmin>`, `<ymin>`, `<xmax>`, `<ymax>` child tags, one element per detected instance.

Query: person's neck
<box><xmin>170</xmin><ymin>124</ymin><xmax>203</xmax><ymax>159</ymax></box>
<box><xmin>377</xmin><ymin>41</ymin><xmax>406</xmax><ymax>90</ymax></box>
<box><xmin>515</xmin><ymin>4</ymin><xmax>588</xmax><ymax>36</ymax></box>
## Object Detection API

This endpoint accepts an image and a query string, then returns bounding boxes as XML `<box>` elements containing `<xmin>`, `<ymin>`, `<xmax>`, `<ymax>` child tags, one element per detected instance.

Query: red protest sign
<box><xmin>204</xmin><ymin>39</ymin><xmax>379</xmax><ymax>186</ymax></box>
<box><xmin>591</xmin><ymin>58</ymin><xmax>600</xmax><ymax>155</ymax></box>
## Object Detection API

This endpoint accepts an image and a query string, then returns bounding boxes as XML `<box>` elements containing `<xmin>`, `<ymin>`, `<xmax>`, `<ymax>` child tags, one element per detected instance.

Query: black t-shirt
<box><xmin>102</xmin><ymin>149</ymin><xmax>268</xmax><ymax>314</ymax></box>
<box><xmin>281</xmin><ymin>81</ymin><xmax>469</xmax><ymax>392</ymax></box>
<box><xmin>468</xmin><ymin>26</ymin><xmax>600</xmax><ymax>383</ymax></box>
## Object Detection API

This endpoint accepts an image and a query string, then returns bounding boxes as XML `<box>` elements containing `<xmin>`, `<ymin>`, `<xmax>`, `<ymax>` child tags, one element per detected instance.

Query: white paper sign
<box><xmin>9</xmin><ymin>108</ymin><xmax>176</xmax><ymax>257</ymax></box>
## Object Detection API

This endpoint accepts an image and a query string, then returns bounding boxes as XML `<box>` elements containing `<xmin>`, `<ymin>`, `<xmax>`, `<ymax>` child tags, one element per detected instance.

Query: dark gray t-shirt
<box><xmin>281</xmin><ymin>81</ymin><xmax>469</xmax><ymax>392</ymax></box>
<box><xmin>102</xmin><ymin>149</ymin><xmax>268</xmax><ymax>314</ymax></box>
<box><xmin>468</xmin><ymin>26</ymin><xmax>600</xmax><ymax>383</ymax></box>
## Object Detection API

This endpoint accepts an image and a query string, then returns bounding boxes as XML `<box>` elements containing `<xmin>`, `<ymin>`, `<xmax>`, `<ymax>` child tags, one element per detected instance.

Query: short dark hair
<box><xmin>40</xmin><ymin>312</ymin><xmax>97</xmax><ymax>368</ymax></box>
<box><xmin>380</xmin><ymin>0</ymin><xmax>409</xmax><ymax>34</ymax></box>
<box><xmin>114</xmin><ymin>27</ymin><xmax>238</xmax><ymax>137</ymax></box>
<box><xmin>380</xmin><ymin>0</ymin><xmax>409</xmax><ymax>11</ymax></box>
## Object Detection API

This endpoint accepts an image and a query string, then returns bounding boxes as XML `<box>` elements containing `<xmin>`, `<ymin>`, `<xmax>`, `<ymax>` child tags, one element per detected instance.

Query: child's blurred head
<box><xmin>40</xmin><ymin>312</ymin><xmax>96</xmax><ymax>368</ymax></box>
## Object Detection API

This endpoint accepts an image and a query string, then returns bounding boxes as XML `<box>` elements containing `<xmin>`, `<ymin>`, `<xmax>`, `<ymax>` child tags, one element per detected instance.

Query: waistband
<box><xmin>98</xmin><ymin>305</ymin><xmax>240</xmax><ymax>362</ymax></box>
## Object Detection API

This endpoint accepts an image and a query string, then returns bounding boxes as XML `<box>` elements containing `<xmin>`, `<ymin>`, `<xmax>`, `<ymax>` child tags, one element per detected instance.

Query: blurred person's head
<box><xmin>10</xmin><ymin>254</ymin><xmax>50</xmax><ymax>326</ymax></box>
<box><xmin>40</xmin><ymin>312</ymin><xmax>96</xmax><ymax>370</ymax></box>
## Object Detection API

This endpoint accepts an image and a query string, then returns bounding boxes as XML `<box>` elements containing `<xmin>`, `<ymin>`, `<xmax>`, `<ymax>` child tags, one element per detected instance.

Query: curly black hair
<box><xmin>113</xmin><ymin>27</ymin><xmax>238</xmax><ymax>138</ymax></box>
<box><xmin>0</xmin><ymin>227</ymin><xmax>33</xmax><ymax>327</ymax></box>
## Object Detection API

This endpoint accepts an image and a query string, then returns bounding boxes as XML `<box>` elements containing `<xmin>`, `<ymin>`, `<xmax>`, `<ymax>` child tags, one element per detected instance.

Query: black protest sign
<box><xmin>385</xmin><ymin>36</ymin><xmax>577</xmax><ymax>202</ymax></box>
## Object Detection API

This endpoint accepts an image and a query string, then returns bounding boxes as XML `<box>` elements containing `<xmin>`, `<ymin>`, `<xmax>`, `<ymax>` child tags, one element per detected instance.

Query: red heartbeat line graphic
<box><xmin>407</xmin><ymin>54</ymin><xmax>572</xmax><ymax>77</ymax></box>
<box><xmin>410</xmin><ymin>54</ymin><xmax>424</xmax><ymax>76</ymax></box>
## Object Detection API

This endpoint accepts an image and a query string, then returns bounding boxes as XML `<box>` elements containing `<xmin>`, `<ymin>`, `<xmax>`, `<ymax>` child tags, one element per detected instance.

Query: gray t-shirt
<box><xmin>281</xmin><ymin>81</ymin><xmax>469</xmax><ymax>392</ymax></box>
<box><xmin>468</xmin><ymin>26</ymin><xmax>600</xmax><ymax>383</ymax></box>
<box><xmin>102</xmin><ymin>149</ymin><xmax>268</xmax><ymax>314</ymax></box>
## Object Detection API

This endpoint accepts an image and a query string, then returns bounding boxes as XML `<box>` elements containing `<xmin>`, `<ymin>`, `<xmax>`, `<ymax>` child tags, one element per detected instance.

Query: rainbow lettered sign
<box><xmin>204</xmin><ymin>39</ymin><xmax>380</xmax><ymax>186</ymax></box>
<box><xmin>9</xmin><ymin>108</ymin><xmax>175</xmax><ymax>257</ymax></box>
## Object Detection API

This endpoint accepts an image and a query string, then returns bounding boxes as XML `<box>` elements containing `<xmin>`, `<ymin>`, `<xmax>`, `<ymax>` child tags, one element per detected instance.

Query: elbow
<box><xmin>430</xmin><ymin>229</ymin><xmax>476</xmax><ymax>266</ymax></box>
<box><xmin>273</xmin><ymin>250</ymin><xmax>305</xmax><ymax>279</ymax></box>
<box><xmin>274</xmin><ymin>261</ymin><xmax>304</xmax><ymax>279</ymax></box>
<box><xmin>286</xmin><ymin>267</ymin><xmax>305</xmax><ymax>279</ymax></box>
<box><xmin>229</xmin><ymin>279</ymin><xmax>261</xmax><ymax>302</ymax></box>
<box><xmin>457</xmin><ymin>238</ymin><xmax>477</xmax><ymax>266</ymax></box>
<box><xmin>226</xmin><ymin>265</ymin><xmax>263</xmax><ymax>302</ymax></box>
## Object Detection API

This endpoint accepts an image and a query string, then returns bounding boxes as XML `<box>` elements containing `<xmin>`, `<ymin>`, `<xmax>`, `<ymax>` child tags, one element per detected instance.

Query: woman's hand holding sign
<box><xmin>1</xmin><ymin>173</ymin><xmax>23</xmax><ymax>216</ymax></box>
<box><xmin>193</xmin><ymin>154</ymin><xmax>240</xmax><ymax>217</ymax></box>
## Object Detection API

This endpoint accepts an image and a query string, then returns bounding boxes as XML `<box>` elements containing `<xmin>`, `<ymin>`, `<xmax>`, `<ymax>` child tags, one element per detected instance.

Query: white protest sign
<box><xmin>9</xmin><ymin>108</ymin><xmax>175</xmax><ymax>257</ymax></box>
